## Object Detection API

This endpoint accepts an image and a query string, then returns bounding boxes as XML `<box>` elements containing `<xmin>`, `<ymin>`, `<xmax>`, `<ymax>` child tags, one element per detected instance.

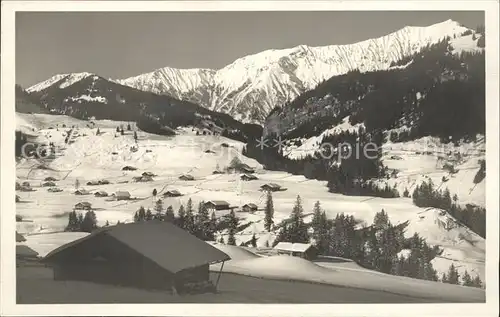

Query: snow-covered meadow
<box><xmin>15</xmin><ymin>113</ymin><xmax>485</xmax><ymax>286</ymax></box>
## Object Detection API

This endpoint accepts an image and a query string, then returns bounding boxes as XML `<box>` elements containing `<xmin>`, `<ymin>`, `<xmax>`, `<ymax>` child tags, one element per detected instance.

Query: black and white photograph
<box><xmin>1</xmin><ymin>1</ymin><xmax>499</xmax><ymax>316</ymax></box>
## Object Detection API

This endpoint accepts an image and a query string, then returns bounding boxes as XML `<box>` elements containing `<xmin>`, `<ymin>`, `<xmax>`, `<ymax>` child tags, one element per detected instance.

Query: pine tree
<box><xmin>120</xmin><ymin>128</ymin><xmax>124</xmax><ymax>135</ymax></box>
<box><xmin>441</xmin><ymin>272</ymin><xmax>447</xmax><ymax>283</ymax></box>
<box><xmin>105</xmin><ymin>220</ymin><xmax>110</xmax><ymax>226</ymax></box>
<box><xmin>403</xmin><ymin>187</ymin><xmax>409</xmax><ymax>198</ymax></box>
<box><xmin>127</xmin><ymin>123</ymin><xmax>131</xmax><ymax>131</ymax></box>
<box><xmin>227</xmin><ymin>228</ymin><xmax>236</xmax><ymax>245</ymax></box>
<box><xmin>134</xmin><ymin>211</ymin><xmax>140</xmax><ymax>222</ymax></box>
<box><xmin>462</xmin><ymin>270</ymin><xmax>473</xmax><ymax>286</ymax></box>
<box><xmin>65</xmin><ymin>211</ymin><xmax>79</xmax><ymax>231</ymax></box>
<box><xmin>137</xmin><ymin>206</ymin><xmax>146</xmax><ymax>221</ymax></box>
<box><xmin>154</xmin><ymin>199</ymin><xmax>164</xmax><ymax>220</ymax></box>
<box><xmin>218</xmin><ymin>236</ymin><xmax>225</xmax><ymax>244</ymax></box>
<box><xmin>471</xmin><ymin>275</ymin><xmax>483</xmax><ymax>288</ymax></box>
<box><xmin>145</xmin><ymin>208</ymin><xmax>153</xmax><ymax>221</ymax></box>
<box><xmin>177</xmin><ymin>205</ymin><xmax>186</xmax><ymax>229</ymax></box>
<box><xmin>81</xmin><ymin>210</ymin><xmax>98</xmax><ymax>232</ymax></box>
<box><xmin>152</xmin><ymin>188</ymin><xmax>157</xmax><ymax>199</ymax></box>
<box><xmin>444</xmin><ymin>263</ymin><xmax>460</xmax><ymax>284</ymax></box>
<box><xmin>373</xmin><ymin>209</ymin><xmax>389</xmax><ymax>229</ymax></box>
<box><xmin>116</xmin><ymin>126</ymin><xmax>120</xmax><ymax>133</ymax></box>
<box><xmin>250</xmin><ymin>234</ymin><xmax>257</xmax><ymax>247</ymax></box>
<box><xmin>185</xmin><ymin>198</ymin><xmax>195</xmax><ymax>233</ymax></box>
<box><xmin>75</xmin><ymin>179</ymin><xmax>80</xmax><ymax>190</ymax></box>
<box><xmin>288</xmin><ymin>195</ymin><xmax>309</xmax><ymax>243</ymax></box>
<box><xmin>165</xmin><ymin>205</ymin><xmax>175</xmax><ymax>222</ymax></box>
<box><xmin>134</xmin><ymin>131</ymin><xmax>138</xmax><ymax>142</ymax></box>
<box><xmin>264</xmin><ymin>191</ymin><xmax>274</xmax><ymax>231</ymax></box>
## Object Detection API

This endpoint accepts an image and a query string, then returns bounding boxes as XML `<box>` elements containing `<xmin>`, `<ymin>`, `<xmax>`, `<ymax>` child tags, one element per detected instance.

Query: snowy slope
<box><xmin>15</xmin><ymin>113</ymin><xmax>485</xmax><ymax>284</ymax></box>
<box><xmin>28</xmin><ymin>20</ymin><xmax>477</xmax><ymax>124</ymax></box>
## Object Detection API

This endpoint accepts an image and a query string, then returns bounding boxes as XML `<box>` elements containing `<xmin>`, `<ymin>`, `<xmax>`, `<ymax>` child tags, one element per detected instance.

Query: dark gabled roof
<box><xmin>261</xmin><ymin>183</ymin><xmax>281</xmax><ymax>189</ymax></box>
<box><xmin>16</xmin><ymin>245</ymin><xmax>39</xmax><ymax>258</ymax></box>
<box><xmin>16</xmin><ymin>231</ymin><xmax>26</xmax><ymax>242</ymax></box>
<box><xmin>43</xmin><ymin>221</ymin><xmax>230</xmax><ymax>273</ymax></box>
<box><xmin>243</xmin><ymin>203</ymin><xmax>258</xmax><ymax>209</ymax></box>
<box><xmin>205</xmin><ymin>200</ymin><xmax>230</xmax><ymax>206</ymax></box>
<box><xmin>164</xmin><ymin>189</ymin><xmax>181</xmax><ymax>195</ymax></box>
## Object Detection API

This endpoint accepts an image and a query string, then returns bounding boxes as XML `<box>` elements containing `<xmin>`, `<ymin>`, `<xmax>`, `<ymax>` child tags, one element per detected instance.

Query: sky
<box><xmin>16</xmin><ymin>11</ymin><xmax>484</xmax><ymax>88</ymax></box>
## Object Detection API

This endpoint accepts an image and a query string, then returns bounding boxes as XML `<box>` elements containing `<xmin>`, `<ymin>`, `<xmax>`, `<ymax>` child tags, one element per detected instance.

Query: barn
<box><xmin>204</xmin><ymin>200</ymin><xmax>231</xmax><ymax>212</ymax></box>
<box><xmin>241</xmin><ymin>203</ymin><xmax>258</xmax><ymax>213</ymax></box>
<box><xmin>41</xmin><ymin>221</ymin><xmax>230</xmax><ymax>293</ymax></box>
<box><xmin>74</xmin><ymin>202</ymin><xmax>92</xmax><ymax>210</ymax></box>
<box><xmin>273</xmin><ymin>242</ymin><xmax>318</xmax><ymax>260</ymax></box>
<box><xmin>163</xmin><ymin>190</ymin><xmax>182</xmax><ymax>197</ymax></box>
<box><xmin>114</xmin><ymin>191</ymin><xmax>131</xmax><ymax>201</ymax></box>
<box><xmin>260</xmin><ymin>183</ymin><xmax>283</xmax><ymax>192</ymax></box>
<box><xmin>240</xmin><ymin>173</ymin><xmax>258</xmax><ymax>181</ymax></box>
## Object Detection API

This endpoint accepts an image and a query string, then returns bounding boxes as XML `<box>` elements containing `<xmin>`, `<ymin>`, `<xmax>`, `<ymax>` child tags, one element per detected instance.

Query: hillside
<box><xmin>15</xmin><ymin>113</ymin><xmax>485</xmax><ymax>285</ymax></box>
<box><xmin>22</xmin><ymin>73</ymin><xmax>261</xmax><ymax>143</ymax></box>
<box><xmin>28</xmin><ymin>20</ymin><xmax>478</xmax><ymax>124</ymax></box>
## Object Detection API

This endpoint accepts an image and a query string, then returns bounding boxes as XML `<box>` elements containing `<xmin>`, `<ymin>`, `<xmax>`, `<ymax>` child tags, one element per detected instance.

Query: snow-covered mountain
<box><xmin>107</xmin><ymin>19</ymin><xmax>473</xmax><ymax>123</ymax></box>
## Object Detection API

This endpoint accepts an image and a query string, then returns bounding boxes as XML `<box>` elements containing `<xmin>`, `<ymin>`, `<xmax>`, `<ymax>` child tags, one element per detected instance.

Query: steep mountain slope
<box><xmin>24</xmin><ymin>73</ymin><xmax>261</xmax><ymax>141</ymax></box>
<box><xmin>110</xmin><ymin>19</ymin><xmax>472</xmax><ymax>123</ymax></box>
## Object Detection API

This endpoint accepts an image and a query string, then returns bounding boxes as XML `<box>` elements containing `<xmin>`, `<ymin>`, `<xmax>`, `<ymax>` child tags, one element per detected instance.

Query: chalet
<box><xmin>122</xmin><ymin>166</ymin><xmax>137</xmax><ymax>171</ymax></box>
<box><xmin>114</xmin><ymin>191</ymin><xmax>131</xmax><ymax>201</ymax></box>
<box><xmin>44</xmin><ymin>176</ymin><xmax>58</xmax><ymax>181</ymax></box>
<box><xmin>260</xmin><ymin>183</ymin><xmax>283</xmax><ymax>192</ymax></box>
<box><xmin>133</xmin><ymin>175</ymin><xmax>153</xmax><ymax>182</ymax></box>
<box><xmin>41</xmin><ymin>221</ymin><xmax>230</xmax><ymax>293</ymax></box>
<box><xmin>240</xmin><ymin>164</ymin><xmax>255</xmax><ymax>174</ymax></box>
<box><xmin>48</xmin><ymin>187</ymin><xmax>63</xmax><ymax>193</ymax></box>
<box><xmin>42</xmin><ymin>181</ymin><xmax>56</xmax><ymax>187</ymax></box>
<box><xmin>98</xmin><ymin>179</ymin><xmax>110</xmax><ymax>185</ymax></box>
<box><xmin>204</xmin><ymin>200</ymin><xmax>231</xmax><ymax>212</ymax></box>
<box><xmin>17</xmin><ymin>245</ymin><xmax>39</xmax><ymax>262</ymax></box>
<box><xmin>95</xmin><ymin>191</ymin><xmax>109</xmax><ymax>197</ymax></box>
<box><xmin>274</xmin><ymin>242</ymin><xmax>317</xmax><ymax>260</ymax></box>
<box><xmin>142</xmin><ymin>172</ymin><xmax>156</xmax><ymax>177</ymax></box>
<box><xmin>205</xmin><ymin>149</ymin><xmax>216</xmax><ymax>154</ymax></box>
<box><xmin>163</xmin><ymin>190</ymin><xmax>182</xmax><ymax>198</ymax></box>
<box><xmin>74</xmin><ymin>202</ymin><xmax>92</xmax><ymax>210</ymax></box>
<box><xmin>240</xmin><ymin>173</ymin><xmax>258</xmax><ymax>181</ymax></box>
<box><xmin>242</xmin><ymin>203</ymin><xmax>258</xmax><ymax>213</ymax></box>
<box><xmin>16</xmin><ymin>231</ymin><xmax>26</xmax><ymax>242</ymax></box>
<box><xmin>22</xmin><ymin>181</ymin><xmax>31</xmax><ymax>188</ymax></box>
<box><xmin>212</xmin><ymin>170</ymin><xmax>224</xmax><ymax>175</ymax></box>
<box><xmin>74</xmin><ymin>189</ymin><xmax>91</xmax><ymax>195</ymax></box>
<box><xmin>87</xmin><ymin>180</ymin><xmax>100</xmax><ymax>186</ymax></box>
<box><xmin>179</xmin><ymin>174</ymin><xmax>195</xmax><ymax>181</ymax></box>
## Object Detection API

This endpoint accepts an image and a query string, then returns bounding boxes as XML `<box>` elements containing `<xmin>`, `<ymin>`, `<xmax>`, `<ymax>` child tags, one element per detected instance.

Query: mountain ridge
<box><xmin>26</xmin><ymin>19</ymin><xmax>476</xmax><ymax>124</ymax></box>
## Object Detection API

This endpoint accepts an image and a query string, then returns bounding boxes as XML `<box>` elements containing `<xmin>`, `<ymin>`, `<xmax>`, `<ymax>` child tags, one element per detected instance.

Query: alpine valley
<box><xmin>16</xmin><ymin>18</ymin><xmax>487</xmax><ymax>299</ymax></box>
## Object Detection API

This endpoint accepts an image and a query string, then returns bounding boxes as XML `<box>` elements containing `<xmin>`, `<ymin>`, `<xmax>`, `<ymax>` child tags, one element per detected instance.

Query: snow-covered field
<box><xmin>15</xmin><ymin>113</ymin><xmax>485</xmax><ymax>285</ymax></box>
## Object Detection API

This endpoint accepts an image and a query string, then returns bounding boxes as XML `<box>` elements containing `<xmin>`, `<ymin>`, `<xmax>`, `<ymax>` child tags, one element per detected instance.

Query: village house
<box><xmin>41</xmin><ymin>221</ymin><xmax>230</xmax><ymax>294</ymax></box>
<box><xmin>94</xmin><ymin>191</ymin><xmax>109</xmax><ymax>197</ymax></box>
<box><xmin>260</xmin><ymin>183</ymin><xmax>284</xmax><ymax>192</ymax></box>
<box><xmin>42</xmin><ymin>181</ymin><xmax>56</xmax><ymax>187</ymax></box>
<box><xmin>241</xmin><ymin>203</ymin><xmax>258</xmax><ymax>213</ymax></box>
<box><xmin>74</xmin><ymin>202</ymin><xmax>92</xmax><ymax>210</ymax></box>
<box><xmin>240</xmin><ymin>164</ymin><xmax>255</xmax><ymax>174</ymax></box>
<box><xmin>273</xmin><ymin>242</ymin><xmax>318</xmax><ymax>261</ymax></box>
<box><xmin>122</xmin><ymin>166</ymin><xmax>137</xmax><ymax>171</ymax></box>
<box><xmin>44</xmin><ymin>176</ymin><xmax>58</xmax><ymax>182</ymax></box>
<box><xmin>179</xmin><ymin>174</ymin><xmax>195</xmax><ymax>181</ymax></box>
<box><xmin>16</xmin><ymin>231</ymin><xmax>26</xmax><ymax>242</ymax></box>
<box><xmin>87</xmin><ymin>180</ymin><xmax>100</xmax><ymax>186</ymax></box>
<box><xmin>74</xmin><ymin>189</ymin><xmax>91</xmax><ymax>195</ymax></box>
<box><xmin>142</xmin><ymin>172</ymin><xmax>156</xmax><ymax>177</ymax></box>
<box><xmin>113</xmin><ymin>191</ymin><xmax>131</xmax><ymax>201</ymax></box>
<box><xmin>48</xmin><ymin>187</ymin><xmax>63</xmax><ymax>193</ymax></box>
<box><xmin>204</xmin><ymin>200</ymin><xmax>231</xmax><ymax>212</ymax></box>
<box><xmin>163</xmin><ymin>190</ymin><xmax>182</xmax><ymax>198</ymax></box>
<box><xmin>240</xmin><ymin>173</ymin><xmax>258</xmax><ymax>181</ymax></box>
<box><xmin>98</xmin><ymin>179</ymin><xmax>110</xmax><ymax>185</ymax></box>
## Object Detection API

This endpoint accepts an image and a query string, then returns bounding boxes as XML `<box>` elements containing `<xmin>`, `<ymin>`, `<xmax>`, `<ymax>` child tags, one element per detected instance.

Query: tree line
<box><xmin>412</xmin><ymin>179</ymin><xmax>486</xmax><ymax>238</ymax></box>
<box><xmin>265</xmin><ymin>193</ymin><xmax>483</xmax><ymax>288</ymax></box>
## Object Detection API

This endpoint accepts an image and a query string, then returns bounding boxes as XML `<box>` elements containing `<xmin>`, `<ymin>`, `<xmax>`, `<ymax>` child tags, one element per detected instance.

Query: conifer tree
<box><xmin>288</xmin><ymin>195</ymin><xmax>309</xmax><ymax>243</ymax></box>
<box><xmin>105</xmin><ymin>220</ymin><xmax>110</xmax><ymax>226</ymax></box>
<box><xmin>127</xmin><ymin>123</ymin><xmax>131</xmax><ymax>131</ymax></box>
<box><xmin>462</xmin><ymin>270</ymin><xmax>473</xmax><ymax>286</ymax></box>
<box><xmin>137</xmin><ymin>206</ymin><xmax>146</xmax><ymax>221</ymax></box>
<box><xmin>444</xmin><ymin>263</ymin><xmax>460</xmax><ymax>284</ymax></box>
<box><xmin>145</xmin><ymin>208</ymin><xmax>153</xmax><ymax>221</ymax></box>
<box><xmin>184</xmin><ymin>198</ymin><xmax>195</xmax><ymax>233</ymax></box>
<box><xmin>177</xmin><ymin>205</ymin><xmax>186</xmax><ymax>229</ymax></box>
<box><xmin>116</xmin><ymin>126</ymin><xmax>120</xmax><ymax>133</ymax></box>
<box><xmin>227</xmin><ymin>228</ymin><xmax>236</xmax><ymax>246</ymax></box>
<box><xmin>154</xmin><ymin>199</ymin><xmax>164</xmax><ymax>220</ymax></box>
<box><xmin>264</xmin><ymin>191</ymin><xmax>275</xmax><ymax>232</ymax></box>
<box><xmin>165</xmin><ymin>205</ymin><xmax>175</xmax><ymax>222</ymax></box>
<box><xmin>250</xmin><ymin>234</ymin><xmax>257</xmax><ymax>247</ymax></box>
<box><xmin>81</xmin><ymin>210</ymin><xmax>98</xmax><ymax>232</ymax></box>
<box><xmin>218</xmin><ymin>236</ymin><xmax>225</xmax><ymax>244</ymax></box>
<box><xmin>471</xmin><ymin>275</ymin><xmax>483</xmax><ymax>288</ymax></box>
